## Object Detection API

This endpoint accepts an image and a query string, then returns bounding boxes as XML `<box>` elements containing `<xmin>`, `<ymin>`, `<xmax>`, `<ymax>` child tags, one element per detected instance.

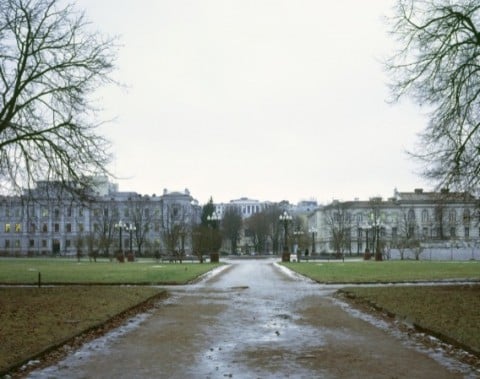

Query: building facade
<box><xmin>0</xmin><ymin>179</ymin><xmax>201</xmax><ymax>257</ymax></box>
<box><xmin>308</xmin><ymin>188</ymin><xmax>479</xmax><ymax>256</ymax></box>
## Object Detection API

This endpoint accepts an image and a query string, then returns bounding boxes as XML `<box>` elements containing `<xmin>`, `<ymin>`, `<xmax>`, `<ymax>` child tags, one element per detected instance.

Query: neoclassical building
<box><xmin>0</xmin><ymin>178</ymin><xmax>201</xmax><ymax>257</ymax></box>
<box><xmin>308</xmin><ymin>188</ymin><xmax>479</xmax><ymax>256</ymax></box>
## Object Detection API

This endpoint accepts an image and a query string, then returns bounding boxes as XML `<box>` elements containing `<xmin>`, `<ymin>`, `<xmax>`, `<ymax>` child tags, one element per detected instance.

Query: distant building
<box><xmin>215</xmin><ymin>197</ymin><xmax>270</xmax><ymax>219</ymax></box>
<box><xmin>0</xmin><ymin>180</ymin><xmax>200</xmax><ymax>257</ymax></box>
<box><xmin>308</xmin><ymin>188</ymin><xmax>479</xmax><ymax>256</ymax></box>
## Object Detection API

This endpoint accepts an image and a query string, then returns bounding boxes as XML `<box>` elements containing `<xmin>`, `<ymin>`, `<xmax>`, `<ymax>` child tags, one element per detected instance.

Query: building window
<box><xmin>66</xmin><ymin>223</ymin><xmax>72</xmax><ymax>233</ymax></box>
<box><xmin>391</xmin><ymin>227</ymin><xmax>397</xmax><ymax>239</ymax></box>
<box><xmin>42</xmin><ymin>208</ymin><xmax>49</xmax><ymax>217</ymax></box>
<box><xmin>408</xmin><ymin>209</ymin><xmax>415</xmax><ymax>221</ymax></box>
<box><xmin>449</xmin><ymin>210</ymin><xmax>456</xmax><ymax>223</ymax></box>
<box><xmin>67</xmin><ymin>207</ymin><xmax>72</xmax><ymax>217</ymax></box>
<box><xmin>5</xmin><ymin>207</ymin><xmax>10</xmax><ymax>217</ymax></box>
<box><xmin>450</xmin><ymin>227</ymin><xmax>456</xmax><ymax>238</ymax></box>
<box><xmin>41</xmin><ymin>240</ymin><xmax>47</xmax><ymax>248</ymax></box>
<box><xmin>79</xmin><ymin>207</ymin><xmax>84</xmax><ymax>217</ymax></box>
<box><xmin>463</xmin><ymin>209</ymin><xmax>471</xmax><ymax>224</ymax></box>
<box><xmin>29</xmin><ymin>223</ymin><xmax>36</xmax><ymax>233</ymax></box>
<box><xmin>4</xmin><ymin>223</ymin><xmax>11</xmax><ymax>233</ymax></box>
<box><xmin>54</xmin><ymin>209</ymin><xmax>60</xmax><ymax>219</ymax></box>
<box><xmin>465</xmin><ymin>227</ymin><xmax>470</xmax><ymax>238</ymax></box>
<box><xmin>14</xmin><ymin>240</ymin><xmax>20</xmax><ymax>248</ymax></box>
<box><xmin>15</xmin><ymin>224</ymin><xmax>21</xmax><ymax>233</ymax></box>
<box><xmin>42</xmin><ymin>224</ymin><xmax>48</xmax><ymax>233</ymax></box>
<box><xmin>78</xmin><ymin>223</ymin><xmax>84</xmax><ymax>232</ymax></box>
<box><xmin>29</xmin><ymin>239</ymin><xmax>35</xmax><ymax>248</ymax></box>
<box><xmin>54</xmin><ymin>223</ymin><xmax>60</xmax><ymax>233</ymax></box>
<box><xmin>124</xmin><ymin>208</ymin><xmax>129</xmax><ymax>218</ymax></box>
<box><xmin>421</xmin><ymin>209</ymin><xmax>428</xmax><ymax>223</ymax></box>
<box><xmin>66</xmin><ymin>240</ymin><xmax>71</xmax><ymax>248</ymax></box>
<box><xmin>5</xmin><ymin>240</ymin><xmax>10</xmax><ymax>248</ymax></box>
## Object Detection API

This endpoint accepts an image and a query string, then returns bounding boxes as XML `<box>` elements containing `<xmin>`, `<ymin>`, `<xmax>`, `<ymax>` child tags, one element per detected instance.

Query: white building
<box><xmin>215</xmin><ymin>197</ymin><xmax>271</xmax><ymax>219</ymax></box>
<box><xmin>308</xmin><ymin>188</ymin><xmax>479</xmax><ymax>257</ymax></box>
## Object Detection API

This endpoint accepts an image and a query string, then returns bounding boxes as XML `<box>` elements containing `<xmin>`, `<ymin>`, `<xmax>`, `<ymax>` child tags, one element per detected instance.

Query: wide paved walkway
<box><xmin>29</xmin><ymin>259</ymin><xmax>474</xmax><ymax>378</ymax></box>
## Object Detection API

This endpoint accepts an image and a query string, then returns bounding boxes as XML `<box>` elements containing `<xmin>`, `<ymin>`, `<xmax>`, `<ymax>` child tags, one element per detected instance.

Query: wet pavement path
<box><xmin>29</xmin><ymin>259</ymin><xmax>474</xmax><ymax>378</ymax></box>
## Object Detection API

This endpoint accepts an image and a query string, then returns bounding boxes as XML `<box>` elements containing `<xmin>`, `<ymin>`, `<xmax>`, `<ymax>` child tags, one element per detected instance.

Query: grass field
<box><xmin>282</xmin><ymin>260</ymin><xmax>480</xmax><ymax>283</ymax></box>
<box><xmin>0</xmin><ymin>286</ymin><xmax>166</xmax><ymax>374</ymax></box>
<box><xmin>284</xmin><ymin>260</ymin><xmax>480</xmax><ymax>359</ymax></box>
<box><xmin>339</xmin><ymin>285</ymin><xmax>480</xmax><ymax>355</ymax></box>
<box><xmin>2</xmin><ymin>259</ymin><xmax>480</xmax><ymax>375</ymax></box>
<box><xmin>0</xmin><ymin>258</ymin><xmax>221</xmax><ymax>285</ymax></box>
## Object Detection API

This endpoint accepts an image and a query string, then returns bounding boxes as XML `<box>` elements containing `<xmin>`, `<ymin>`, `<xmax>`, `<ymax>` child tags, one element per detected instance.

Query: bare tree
<box><xmin>161</xmin><ymin>203</ymin><xmax>190</xmax><ymax>263</ymax></box>
<box><xmin>387</xmin><ymin>1</ymin><xmax>480</xmax><ymax>192</ymax></box>
<box><xmin>129</xmin><ymin>196</ymin><xmax>155</xmax><ymax>257</ymax></box>
<box><xmin>324</xmin><ymin>201</ymin><xmax>351</xmax><ymax>259</ymax></box>
<box><xmin>191</xmin><ymin>224</ymin><xmax>209</xmax><ymax>263</ymax></box>
<box><xmin>395</xmin><ymin>206</ymin><xmax>419</xmax><ymax>259</ymax></box>
<box><xmin>0</xmin><ymin>0</ymin><xmax>117</xmax><ymax>196</ymax></box>
<box><xmin>245</xmin><ymin>211</ymin><xmax>270</xmax><ymax>254</ymax></box>
<box><xmin>221</xmin><ymin>206</ymin><xmax>243</xmax><ymax>254</ymax></box>
<box><xmin>92</xmin><ymin>200</ymin><xmax>117</xmax><ymax>259</ymax></box>
<box><xmin>266</xmin><ymin>205</ymin><xmax>283</xmax><ymax>254</ymax></box>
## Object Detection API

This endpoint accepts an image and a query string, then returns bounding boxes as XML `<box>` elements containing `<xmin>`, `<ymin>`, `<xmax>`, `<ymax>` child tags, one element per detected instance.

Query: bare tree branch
<box><xmin>0</xmin><ymin>0</ymin><xmax>118</xmax><ymax>197</ymax></box>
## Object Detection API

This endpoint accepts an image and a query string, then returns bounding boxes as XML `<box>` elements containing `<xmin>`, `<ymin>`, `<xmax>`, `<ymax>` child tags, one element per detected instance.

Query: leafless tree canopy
<box><xmin>387</xmin><ymin>0</ymin><xmax>480</xmax><ymax>191</ymax></box>
<box><xmin>0</xmin><ymin>0</ymin><xmax>117</xmax><ymax>195</ymax></box>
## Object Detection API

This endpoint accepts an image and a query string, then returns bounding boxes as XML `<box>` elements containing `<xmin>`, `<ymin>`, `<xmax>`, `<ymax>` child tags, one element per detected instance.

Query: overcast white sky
<box><xmin>76</xmin><ymin>0</ymin><xmax>431</xmax><ymax>205</ymax></box>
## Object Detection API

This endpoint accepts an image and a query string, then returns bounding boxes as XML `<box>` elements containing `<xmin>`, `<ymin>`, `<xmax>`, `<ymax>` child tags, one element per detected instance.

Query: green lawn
<box><xmin>0</xmin><ymin>258</ymin><xmax>222</xmax><ymax>285</ymax></box>
<box><xmin>282</xmin><ymin>260</ymin><xmax>480</xmax><ymax>283</ymax></box>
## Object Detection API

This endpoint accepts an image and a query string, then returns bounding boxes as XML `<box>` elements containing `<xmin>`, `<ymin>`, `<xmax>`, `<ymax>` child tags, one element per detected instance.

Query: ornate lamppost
<box><xmin>125</xmin><ymin>223</ymin><xmax>136</xmax><ymax>261</ymax></box>
<box><xmin>114</xmin><ymin>220</ymin><xmax>126</xmax><ymax>261</ymax></box>
<box><xmin>207</xmin><ymin>211</ymin><xmax>221</xmax><ymax>263</ymax></box>
<box><xmin>279</xmin><ymin>211</ymin><xmax>292</xmax><ymax>262</ymax></box>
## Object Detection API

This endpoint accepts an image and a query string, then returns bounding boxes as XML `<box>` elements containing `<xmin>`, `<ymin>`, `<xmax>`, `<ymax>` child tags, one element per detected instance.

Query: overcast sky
<box><xmin>76</xmin><ymin>0</ymin><xmax>431</xmax><ymax>205</ymax></box>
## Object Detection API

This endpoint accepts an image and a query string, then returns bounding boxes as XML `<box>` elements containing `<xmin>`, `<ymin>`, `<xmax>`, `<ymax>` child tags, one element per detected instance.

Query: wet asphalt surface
<box><xmin>28</xmin><ymin>259</ymin><xmax>477</xmax><ymax>378</ymax></box>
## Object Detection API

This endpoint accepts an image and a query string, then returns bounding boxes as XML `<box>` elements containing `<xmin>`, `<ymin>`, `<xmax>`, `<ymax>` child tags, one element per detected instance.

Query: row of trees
<box><xmin>62</xmin><ymin>196</ymin><xmax>309</xmax><ymax>262</ymax></box>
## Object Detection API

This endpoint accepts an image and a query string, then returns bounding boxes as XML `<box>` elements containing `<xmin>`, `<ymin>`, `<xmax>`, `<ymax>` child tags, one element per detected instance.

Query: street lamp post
<box><xmin>279</xmin><ymin>211</ymin><xmax>292</xmax><ymax>262</ymax></box>
<box><xmin>309</xmin><ymin>227</ymin><xmax>316</xmax><ymax>256</ymax></box>
<box><xmin>207</xmin><ymin>211</ymin><xmax>221</xmax><ymax>263</ymax></box>
<box><xmin>125</xmin><ymin>223</ymin><xmax>136</xmax><ymax>261</ymax></box>
<box><xmin>207</xmin><ymin>211</ymin><xmax>221</xmax><ymax>228</ymax></box>
<box><xmin>368</xmin><ymin>212</ymin><xmax>384</xmax><ymax>261</ymax></box>
<box><xmin>114</xmin><ymin>220</ymin><xmax>126</xmax><ymax>261</ymax></box>
<box><xmin>361</xmin><ymin>224</ymin><xmax>372</xmax><ymax>260</ymax></box>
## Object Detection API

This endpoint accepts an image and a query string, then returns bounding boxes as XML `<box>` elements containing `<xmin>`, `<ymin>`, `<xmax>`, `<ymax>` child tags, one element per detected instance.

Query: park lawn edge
<box><xmin>335</xmin><ymin>288</ymin><xmax>480</xmax><ymax>359</ymax></box>
<box><xmin>1</xmin><ymin>289</ymin><xmax>168</xmax><ymax>378</ymax></box>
